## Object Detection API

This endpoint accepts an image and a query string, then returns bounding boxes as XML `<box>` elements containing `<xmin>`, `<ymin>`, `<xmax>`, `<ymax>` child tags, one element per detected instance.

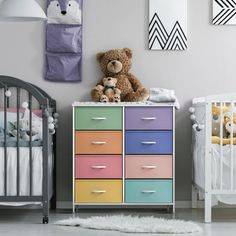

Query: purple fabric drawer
<box><xmin>125</xmin><ymin>107</ymin><xmax>173</xmax><ymax>130</ymax></box>
<box><xmin>125</xmin><ymin>131</ymin><xmax>173</xmax><ymax>155</ymax></box>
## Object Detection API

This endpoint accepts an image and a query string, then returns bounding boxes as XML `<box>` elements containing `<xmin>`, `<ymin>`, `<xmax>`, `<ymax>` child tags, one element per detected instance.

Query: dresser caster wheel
<box><xmin>43</xmin><ymin>216</ymin><xmax>49</xmax><ymax>224</ymax></box>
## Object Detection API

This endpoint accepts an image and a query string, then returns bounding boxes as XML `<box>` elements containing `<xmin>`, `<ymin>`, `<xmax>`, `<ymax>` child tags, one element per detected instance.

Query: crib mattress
<box><xmin>194</xmin><ymin>144</ymin><xmax>236</xmax><ymax>204</ymax></box>
<box><xmin>0</xmin><ymin>147</ymin><xmax>53</xmax><ymax>205</ymax></box>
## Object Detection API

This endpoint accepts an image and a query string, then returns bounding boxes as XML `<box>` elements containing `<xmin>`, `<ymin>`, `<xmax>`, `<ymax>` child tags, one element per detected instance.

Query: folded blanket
<box><xmin>149</xmin><ymin>88</ymin><xmax>180</xmax><ymax>109</ymax></box>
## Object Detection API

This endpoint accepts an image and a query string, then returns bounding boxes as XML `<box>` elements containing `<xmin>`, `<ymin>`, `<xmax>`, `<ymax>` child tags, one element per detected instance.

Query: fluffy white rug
<box><xmin>55</xmin><ymin>215</ymin><xmax>202</xmax><ymax>234</ymax></box>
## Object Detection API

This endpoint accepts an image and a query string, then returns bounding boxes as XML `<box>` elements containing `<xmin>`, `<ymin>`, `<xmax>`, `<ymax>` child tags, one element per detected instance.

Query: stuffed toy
<box><xmin>94</xmin><ymin>77</ymin><xmax>121</xmax><ymax>103</ymax></box>
<box><xmin>211</xmin><ymin>110</ymin><xmax>236</xmax><ymax>145</ymax></box>
<box><xmin>91</xmin><ymin>48</ymin><xmax>149</xmax><ymax>102</ymax></box>
<box><xmin>224</xmin><ymin>112</ymin><xmax>236</xmax><ymax>138</ymax></box>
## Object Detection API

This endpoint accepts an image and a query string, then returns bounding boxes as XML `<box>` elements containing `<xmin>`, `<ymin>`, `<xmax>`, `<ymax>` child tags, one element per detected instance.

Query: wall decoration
<box><xmin>149</xmin><ymin>0</ymin><xmax>187</xmax><ymax>51</ymax></box>
<box><xmin>213</xmin><ymin>0</ymin><xmax>236</xmax><ymax>25</ymax></box>
<box><xmin>45</xmin><ymin>0</ymin><xmax>83</xmax><ymax>82</ymax></box>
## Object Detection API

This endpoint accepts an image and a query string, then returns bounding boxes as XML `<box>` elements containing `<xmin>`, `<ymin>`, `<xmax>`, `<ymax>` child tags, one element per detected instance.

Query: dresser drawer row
<box><xmin>75</xmin><ymin>131</ymin><xmax>173</xmax><ymax>155</ymax></box>
<box><xmin>75</xmin><ymin>107</ymin><xmax>173</xmax><ymax>131</ymax></box>
<box><xmin>75</xmin><ymin>155</ymin><xmax>173</xmax><ymax>179</ymax></box>
<box><xmin>75</xmin><ymin>180</ymin><xmax>173</xmax><ymax>204</ymax></box>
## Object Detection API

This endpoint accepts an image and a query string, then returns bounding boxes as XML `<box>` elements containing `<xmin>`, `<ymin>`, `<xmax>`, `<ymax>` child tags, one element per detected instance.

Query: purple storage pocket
<box><xmin>46</xmin><ymin>53</ymin><xmax>82</xmax><ymax>82</ymax></box>
<box><xmin>47</xmin><ymin>24</ymin><xmax>82</xmax><ymax>53</ymax></box>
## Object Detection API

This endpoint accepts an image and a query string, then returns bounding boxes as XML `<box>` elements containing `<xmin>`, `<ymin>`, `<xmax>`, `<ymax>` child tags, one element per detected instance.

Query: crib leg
<box><xmin>192</xmin><ymin>185</ymin><xmax>198</xmax><ymax>208</ymax></box>
<box><xmin>205</xmin><ymin>192</ymin><xmax>212</xmax><ymax>223</ymax></box>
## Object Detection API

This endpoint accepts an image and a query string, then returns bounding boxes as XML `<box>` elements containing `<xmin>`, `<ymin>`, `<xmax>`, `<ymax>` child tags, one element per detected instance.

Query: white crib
<box><xmin>190</xmin><ymin>94</ymin><xmax>236</xmax><ymax>223</ymax></box>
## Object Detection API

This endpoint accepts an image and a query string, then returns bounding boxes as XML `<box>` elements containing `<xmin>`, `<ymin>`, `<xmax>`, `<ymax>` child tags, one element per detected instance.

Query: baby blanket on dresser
<box><xmin>45</xmin><ymin>0</ymin><xmax>83</xmax><ymax>82</ymax></box>
<box><xmin>149</xmin><ymin>88</ymin><xmax>180</xmax><ymax>109</ymax></box>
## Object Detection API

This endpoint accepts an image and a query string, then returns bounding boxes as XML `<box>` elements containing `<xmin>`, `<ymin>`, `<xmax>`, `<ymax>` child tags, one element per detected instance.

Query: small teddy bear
<box><xmin>94</xmin><ymin>77</ymin><xmax>121</xmax><ymax>103</ymax></box>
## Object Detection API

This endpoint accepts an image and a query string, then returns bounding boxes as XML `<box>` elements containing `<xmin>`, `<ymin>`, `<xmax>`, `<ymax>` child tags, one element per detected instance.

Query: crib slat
<box><xmin>230</xmin><ymin>102</ymin><xmax>234</xmax><ymax>190</ymax></box>
<box><xmin>16</xmin><ymin>88</ymin><xmax>20</xmax><ymax>196</ymax></box>
<box><xmin>4</xmin><ymin>87</ymin><xmax>7</xmax><ymax>196</ymax></box>
<box><xmin>220</xmin><ymin>102</ymin><xmax>223</xmax><ymax>190</ymax></box>
<box><xmin>29</xmin><ymin>93</ymin><xmax>33</xmax><ymax>196</ymax></box>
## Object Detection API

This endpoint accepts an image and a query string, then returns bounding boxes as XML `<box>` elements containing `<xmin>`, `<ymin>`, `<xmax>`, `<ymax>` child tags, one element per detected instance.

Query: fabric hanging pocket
<box><xmin>46</xmin><ymin>24</ymin><xmax>82</xmax><ymax>53</ymax></box>
<box><xmin>45</xmin><ymin>0</ymin><xmax>83</xmax><ymax>82</ymax></box>
<box><xmin>46</xmin><ymin>53</ymin><xmax>82</xmax><ymax>82</ymax></box>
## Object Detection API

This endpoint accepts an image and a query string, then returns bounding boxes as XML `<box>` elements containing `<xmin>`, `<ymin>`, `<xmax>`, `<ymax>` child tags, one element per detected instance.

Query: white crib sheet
<box><xmin>194</xmin><ymin>144</ymin><xmax>236</xmax><ymax>204</ymax></box>
<box><xmin>0</xmin><ymin>147</ymin><xmax>53</xmax><ymax>205</ymax></box>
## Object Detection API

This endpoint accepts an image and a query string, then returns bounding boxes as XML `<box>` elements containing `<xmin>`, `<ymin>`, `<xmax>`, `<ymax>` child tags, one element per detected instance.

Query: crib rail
<box><xmin>0</xmin><ymin>75</ymin><xmax>57</xmax><ymax>223</ymax></box>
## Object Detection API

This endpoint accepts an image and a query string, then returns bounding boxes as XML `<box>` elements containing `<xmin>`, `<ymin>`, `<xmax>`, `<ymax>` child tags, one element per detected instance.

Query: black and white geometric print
<box><xmin>149</xmin><ymin>0</ymin><xmax>187</xmax><ymax>51</ymax></box>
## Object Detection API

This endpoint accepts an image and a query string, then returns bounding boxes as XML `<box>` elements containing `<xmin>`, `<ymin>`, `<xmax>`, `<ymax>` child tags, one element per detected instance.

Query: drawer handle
<box><xmin>142</xmin><ymin>165</ymin><xmax>157</xmax><ymax>169</ymax></box>
<box><xmin>141</xmin><ymin>117</ymin><xmax>157</xmax><ymax>120</ymax></box>
<box><xmin>91</xmin><ymin>166</ymin><xmax>107</xmax><ymax>169</ymax></box>
<box><xmin>92</xmin><ymin>117</ymin><xmax>107</xmax><ymax>120</ymax></box>
<box><xmin>141</xmin><ymin>141</ymin><xmax>157</xmax><ymax>145</ymax></box>
<box><xmin>92</xmin><ymin>190</ymin><xmax>107</xmax><ymax>194</ymax></box>
<box><xmin>142</xmin><ymin>190</ymin><xmax>156</xmax><ymax>194</ymax></box>
<box><xmin>91</xmin><ymin>141</ymin><xmax>107</xmax><ymax>145</ymax></box>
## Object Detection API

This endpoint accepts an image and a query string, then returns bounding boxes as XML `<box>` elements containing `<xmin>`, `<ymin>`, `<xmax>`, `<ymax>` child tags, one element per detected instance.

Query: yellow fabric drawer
<box><xmin>75</xmin><ymin>180</ymin><xmax>122</xmax><ymax>203</ymax></box>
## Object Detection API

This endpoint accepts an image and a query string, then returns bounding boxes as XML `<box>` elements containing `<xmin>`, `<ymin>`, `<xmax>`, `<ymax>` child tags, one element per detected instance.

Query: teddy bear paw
<box><xmin>100</xmin><ymin>95</ymin><xmax>109</xmax><ymax>103</ymax></box>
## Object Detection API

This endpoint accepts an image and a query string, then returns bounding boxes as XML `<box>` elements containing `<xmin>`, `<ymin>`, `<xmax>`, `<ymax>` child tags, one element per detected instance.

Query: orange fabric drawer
<box><xmin>75</xmin><ymin>131</ymin><xmax>122</xmax><ymax>154</ymax></box>
<box><xmin>125</xmin><ymin>155</ymin><xmax>173</xmax><ymax>179</ymax></box>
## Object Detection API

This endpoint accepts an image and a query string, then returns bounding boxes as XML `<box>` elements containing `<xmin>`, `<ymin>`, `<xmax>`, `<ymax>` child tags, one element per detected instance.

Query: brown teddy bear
<box><xmin>95</xmin><ymin>77</ymin><xmax>121</xmax><ymax>103</ymax></box>
<box><xmin>91</xmin><ymin>48</ymin><xmax>149</xmax><ymax>102</ymax></box>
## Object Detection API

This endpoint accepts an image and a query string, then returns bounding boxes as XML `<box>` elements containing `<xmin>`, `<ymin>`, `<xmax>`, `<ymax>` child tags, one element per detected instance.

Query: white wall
<box><xmin>0</xmin><ymin>0</ymin><xmax>235</xmax><ymax>203</ymax></box>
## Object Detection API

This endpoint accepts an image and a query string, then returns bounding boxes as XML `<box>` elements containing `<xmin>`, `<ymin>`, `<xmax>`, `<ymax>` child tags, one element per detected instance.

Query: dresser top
<box><xmin>72</xmin><ymin>101</ymin><xmax>177</xmax><ymax>107</ymax></box>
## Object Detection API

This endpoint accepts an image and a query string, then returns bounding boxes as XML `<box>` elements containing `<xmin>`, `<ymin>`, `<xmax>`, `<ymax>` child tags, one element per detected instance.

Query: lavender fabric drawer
<box><xmin>125</xmin><ymin>107</ymin><xmax>173</xmax><ymax>130</ymax></box>
<box><xmin>125</xmin><ymin>131</ymin><xmax>173</xmax><ymax>155</ymax></box>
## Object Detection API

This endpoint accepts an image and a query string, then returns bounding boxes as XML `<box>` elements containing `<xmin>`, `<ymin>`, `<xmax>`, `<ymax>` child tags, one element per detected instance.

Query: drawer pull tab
<box><xmin>142</xmin><ymin>165</ymin><xmax>157</xmax><ymax>169</ymax></box>
<box><xmin>141</xmin><ymin>117</ymin><xmax>157</xmax><ymax>120</ymax></box>
<box><xmin>92</xmin><ymin>117</ymin><xmax>107</xmax><ymax>120</ymax></box>
<box><xmin>141</xmin><ymin>141</ymin><xmax>157</xmax><ymax>145</ymax></box>
<box><xmin>142</xmin><ymin>190</ymin><xmax>156</xmax><ymax>194</ymax></box>
<box><xmin>91</xmin><ymin>141</ymin><xmax>107</xmax><ymax>145</ymax></box>
<box><xmin>92</xmin><ymin>166</ymin><xmax>107</xmax><ymax>169</ymax></box>
<box><xmin>92</xmin><ymin>190</ymin><xmax>107</xmax><ymax>194</ymax></box>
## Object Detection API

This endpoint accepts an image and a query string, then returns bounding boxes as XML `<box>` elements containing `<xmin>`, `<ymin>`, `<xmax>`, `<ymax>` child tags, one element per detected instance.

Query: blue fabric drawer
<box><xmin>125</xmin><ymin>180</ymin><xmax>173</xmax><ymax>203</ymax></box>
<box><xmin>125</xmin><ymin>131</ymin><xmax>173</xmax><ymax>155</ymax></box>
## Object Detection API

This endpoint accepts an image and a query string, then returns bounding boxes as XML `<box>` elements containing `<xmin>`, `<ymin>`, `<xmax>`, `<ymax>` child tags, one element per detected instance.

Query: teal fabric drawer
<box><xmin>125</xmin><ymin>180</ymin><xmax>173</xmax><ymax>203</ymax></box>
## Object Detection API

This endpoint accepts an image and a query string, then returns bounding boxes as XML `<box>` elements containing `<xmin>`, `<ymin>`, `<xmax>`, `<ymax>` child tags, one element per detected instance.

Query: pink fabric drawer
<box><xmin>75</xmin><ymin>155</ymin><xmax>122</xmax><ymax>179</ymax></box>
<box><xmin>125</xmin><ymin>155</ymin><xmax>172</xmax><ymax>179</ymax></box>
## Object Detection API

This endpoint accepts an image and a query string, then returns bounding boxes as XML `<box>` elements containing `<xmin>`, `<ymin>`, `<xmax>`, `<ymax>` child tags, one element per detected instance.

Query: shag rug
<box><xmin>55</xmin><ymin>215</ymin><xmax>202</xmax><ymax>234</ymax></box>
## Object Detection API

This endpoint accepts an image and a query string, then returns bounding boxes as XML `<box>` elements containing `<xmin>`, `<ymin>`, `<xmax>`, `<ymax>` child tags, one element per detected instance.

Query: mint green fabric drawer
<box><xmin>125</xmin><ymin>180</ymin><xmax>173</xmax><ymax>203</ymax></box>
<box><xmin>75</xmin><ymin>107</ymin><xmax>122</xmax><ymax>130</ymax></box>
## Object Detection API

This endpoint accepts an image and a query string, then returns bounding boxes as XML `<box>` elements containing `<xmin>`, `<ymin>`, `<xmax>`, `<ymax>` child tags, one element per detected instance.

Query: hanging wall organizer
<box><xmin>45</xmin><ymin>0</ymin><xmax>83</xmax><ymax>82</ymax></box>
<box><xmin>149</xmin><ymin>0</ymin><xmax>187</xmax><ymax>51</ymax></box>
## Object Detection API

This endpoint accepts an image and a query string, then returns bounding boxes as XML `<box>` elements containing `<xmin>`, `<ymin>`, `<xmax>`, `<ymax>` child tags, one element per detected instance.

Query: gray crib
<box><xmin>0</xmin><ymin>75</ymin><xmax>57</xmax><ymax>224</ymax></box>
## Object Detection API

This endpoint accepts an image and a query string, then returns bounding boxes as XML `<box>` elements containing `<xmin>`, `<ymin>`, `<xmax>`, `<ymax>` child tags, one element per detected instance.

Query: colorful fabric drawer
<box><xmin>125</xmin><ymin>131</ymin><xmax>173</xmax><ymax>155</ymax></box>
<box><xmin>75</xmin><ymin>180</ymin><xmax>122</xmax><ymax>203</ymax></box>
<box><xmin>75</xmin><ymin>155</ymin><xmax>122</xmax><ymax>179</ymax></box>
<box><xmin>75</xmin><ymin>107</ymin><xmax>122</xmax><ymax>130</ymax></box>
<box><xmin>75</xmin><ymin>131</ymin><xmax>122</xmax><ymax>154</ymax></box>
<box><xmin>125</xmin><ymin>180</ymin><xmax>173</xmax><ymax>203</ymax></box>
<box><xmin>125</xmin><ymin>107</ymin><xmax>173</xmax><ymax>130</ymax></box>
<box><xmin>125</xmin><ymin>155</ymin><xmax>172</xmax><ymax>179</ymax></box>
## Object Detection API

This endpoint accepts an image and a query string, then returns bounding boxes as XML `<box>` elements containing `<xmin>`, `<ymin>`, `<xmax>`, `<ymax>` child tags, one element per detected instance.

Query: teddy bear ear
<box><xmin>96</xmin><ymin>52</ymin><xmax>105</xmax><ymax>63</ymax></box>
<box><xmin>123</xmin><ymin>48</ymin><xmax>132</xmax><ymax>58</ymax></box>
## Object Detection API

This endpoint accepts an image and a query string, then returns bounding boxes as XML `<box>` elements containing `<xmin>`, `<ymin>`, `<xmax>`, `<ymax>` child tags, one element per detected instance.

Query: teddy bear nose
<box><xmin>61</xmin><ymin>11</ymin><xmax>67</xmax><ymax>15</ymax></box>
<box><xmin>112</xmin><ymin>61</ymin><xmax>116</xmax><ymax>66</ymax></box>
<box><xmin>108</xmin><ymin>78</ymin><xmax>111</xmax><ymax>81</ymax></box>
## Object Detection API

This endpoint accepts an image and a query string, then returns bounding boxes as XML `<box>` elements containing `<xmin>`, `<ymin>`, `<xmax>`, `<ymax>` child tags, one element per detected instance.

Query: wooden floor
<box><xmin>0</xmin><ymin>208</ymin><xmax>236</xmax><ymax>236</ymax></box>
